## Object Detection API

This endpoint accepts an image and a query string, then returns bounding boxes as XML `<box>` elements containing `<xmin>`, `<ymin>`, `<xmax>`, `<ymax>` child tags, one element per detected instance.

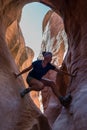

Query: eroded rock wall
<box><xmin>0</xmin><ymin>0</ymin><xmax>51</xmax><ymax>130</ymax></box>
<box><xmin>39</xmin><ymin>0</ymin><xmax>87</xmax><ymax>130</ymax></box>
<box><xmin>1</xmin><ymin>0</ymin><xmax>87</xmax><ymax>130</ymax></box>
<box><xmin>5</xmin><ymin>3</ymin><xmax>41</xmax><ymax>110</ymax></box>
<box><xmin>38</xmin><ymin>11</ymin><xmax>68</xmax><ymax>66</ymax></box>
<box><xmin>38</xmin><ymin>11</ymin><xmax>68</xmax><ymax>126</ymax></box>
<box><xmin>5</xmin><ymin>19</ymin><xmax>34</xmax><ymax>84</ymax></box>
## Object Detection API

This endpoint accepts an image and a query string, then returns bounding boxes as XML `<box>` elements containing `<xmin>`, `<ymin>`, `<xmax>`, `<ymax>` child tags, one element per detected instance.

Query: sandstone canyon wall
<box><xmin>39</xmin><ymin>0</ymin><xmax>87</xmax><ymax>130</ymax></box>
<box><xmin>0</xmin><ymin>0</ymin><xmax>87</xmax><ymax>130</ymax></box>
<box><xmin>5</xmin><ymin>3</ymin><xmax>41</xmax><ymax>111</ymax></box>
<box><xmin>38</xmin><ymin>10</ymin><xmax>68</xmax><ymax>126</ymax></box>
<box><xmin>5</xmin><ymin>19</ymin><xmax>34</xmax><ymax>84</ymax></box>
<box><xmin>0</xmin><ymin>1</ymin><xmax>51</xmax><ymax>130</ymax></box>
<box><xmin>38</xmin><ymin>11</ymin><xmax>68</xmax><ymax>66</ymax></box>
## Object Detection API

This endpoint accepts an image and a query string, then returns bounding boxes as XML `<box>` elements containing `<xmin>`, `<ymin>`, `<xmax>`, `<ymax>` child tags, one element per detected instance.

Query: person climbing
<box><xmin>14</xmin><ymin>51</ymin><xmax>73</xmax><ymax>108</ymax></box>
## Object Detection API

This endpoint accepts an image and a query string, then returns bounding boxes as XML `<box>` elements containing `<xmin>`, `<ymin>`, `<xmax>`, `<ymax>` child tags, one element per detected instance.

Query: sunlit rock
<box><xmin>5</xmin><ymin>12</ymin><xmax>41</xmax><ymax>110</ymax></box>
<box><xmin>38</xmin><ymin>10</ymin><xmax>68</xmax><ymax>126</ymax></box>
<box><xmin>38</xmin><ymin>11</ymin><xmax>68</xmax><ymax>66</ymax></box>
<box><xmin>40</xmin><ymin>1</ymin><xmax>87</xmax><ymax>130</ymax></box>
<box><xmin>0</xmin><ymin>1</ymin><xmax>51</xmax><ymax>130</ymax></box>
<box><xmin>0</xmin><ymin>0</ymin><xmax>87</xmax><ymax>130</ymax></box>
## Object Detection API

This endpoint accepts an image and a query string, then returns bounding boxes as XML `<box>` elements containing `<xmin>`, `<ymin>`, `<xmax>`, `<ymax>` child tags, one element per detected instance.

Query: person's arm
<box><xmin>54</xmin><ymin>67</ymin><xmax>76</xmax><ymax>77</ymax></box>
<box><xmin>14</xmin><ymin>64</ymin><xmax>33</xmax><ymax>78</ymax></box>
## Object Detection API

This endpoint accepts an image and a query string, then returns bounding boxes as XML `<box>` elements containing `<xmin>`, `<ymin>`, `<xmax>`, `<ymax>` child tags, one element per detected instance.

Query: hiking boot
<box><xmin>20</xmin><ymin>88</ymin><xmax>30</xmax><ymax>98</ymax></box>
<box><xmin>59</xmin><ymin>93</ymin><xmax>72</xmax><ymax>108</ymax></box>
<box><xmin>64</xmin><ymin>93</ymin><xmax>72</xmax><ymax>103</ymax></box>
<box><xmin>20</xmin><ymin>90</ymin><xmax>25</xmax><ymax>98</ymax></box>
<box><xmin>59</xmin><ymin>96</ymin><xmax>65</xmax><ymax>105</ymax></box>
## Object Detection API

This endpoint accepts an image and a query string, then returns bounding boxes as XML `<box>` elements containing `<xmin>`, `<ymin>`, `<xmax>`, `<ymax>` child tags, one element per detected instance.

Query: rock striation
<box><xmin>0</xmin><ymin>0</ymin><xmax>51</xmax><ymax>130</ymax></box>
<box><xmin>38</xmin><ymin>11</ymin><xmax>68</xmax><ymax>66</ymax></box>
<box><xmin>40</xmin><ymin>0</ymin><xmax>87</xmax><ymax>130</ymax></box>
<box><xmin>38</xmin><ymin>10</ymin><xmax>68</xmax><ymax>126</ymax></box>
<box><xmin>0</xmin><ymin>0</ymin><xmax>87</xmax><ymax>130</ymax></box>
<box><xmin>5</xmin><ymin>19</ymin><xmax>34</xmax><ymax>85</ymax></box>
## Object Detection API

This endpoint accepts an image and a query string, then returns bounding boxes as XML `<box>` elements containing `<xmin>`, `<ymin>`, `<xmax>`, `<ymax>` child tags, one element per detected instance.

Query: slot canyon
<box><xmin>0</xmin><ymin>0</ymin><xmax>87</xmax><ymax>130</ymax></box>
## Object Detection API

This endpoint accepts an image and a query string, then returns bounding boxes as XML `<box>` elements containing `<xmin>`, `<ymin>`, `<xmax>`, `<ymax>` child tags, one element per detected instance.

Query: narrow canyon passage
<box><xmin>0</xmin><ymin>0</ymin><xmax>87</xmax><ymax>130</ymax></box>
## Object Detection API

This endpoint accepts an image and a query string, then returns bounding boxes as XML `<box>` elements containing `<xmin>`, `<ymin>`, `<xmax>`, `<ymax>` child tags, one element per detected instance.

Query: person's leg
<box><xmin>20</xmin><ymin>78</ymin><xmax>44</xmax><ymax>97</ymax></box>
<box><xmin>41</xmin><ymin>78</ymin><xmax>72</xmax><ymax>108</ymax></box>
<box><xmin>41</xmin><ymin>78</ymin><xmax>61</xmax><ymax>97</ymax></box>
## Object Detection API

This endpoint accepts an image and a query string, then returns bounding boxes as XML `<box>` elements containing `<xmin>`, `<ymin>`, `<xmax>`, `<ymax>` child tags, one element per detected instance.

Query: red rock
<box><xmin>0</xmin><ymin>1</ymin><xmax>51</xmax><ymax>129</ymax></box>
<box><xmin>38</xmin><ymin>11</ymin><xmax>68</xmax><ymax>126</ymax></box>
<box><xmin>0</xmin><ymin>0</ymin><xmax>87</xmax><ymax>130</ymax></box>
<box><xmin>40</xmin><ymin>1</ymin><xmax>87</xmax><ymax>130</ymax></box>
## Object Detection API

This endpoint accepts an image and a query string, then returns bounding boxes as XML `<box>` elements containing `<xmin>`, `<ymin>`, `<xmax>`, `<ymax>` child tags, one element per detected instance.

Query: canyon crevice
<box><xmin>0</xmin><ymin>0</ymin><xmax>87</xmax><ymax>130</ymax></box>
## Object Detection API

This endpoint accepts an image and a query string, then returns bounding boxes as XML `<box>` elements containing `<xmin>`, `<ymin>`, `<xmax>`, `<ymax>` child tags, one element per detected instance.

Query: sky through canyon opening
<box><xmin>20</xmin><ymin>2</ymin><xmax>51</xmax><ymax>60</ymax></box>
<box><xmin>19</xmin><ymin>2</ymin><xmax>68</xmax><ymax>113</ymax></box>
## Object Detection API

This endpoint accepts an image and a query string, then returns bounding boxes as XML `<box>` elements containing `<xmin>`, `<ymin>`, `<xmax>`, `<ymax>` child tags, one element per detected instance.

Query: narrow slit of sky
<box><xmin>20</xmin><ymin>2</ymin><xmax>51</xmax><ymax>60</ymax></box>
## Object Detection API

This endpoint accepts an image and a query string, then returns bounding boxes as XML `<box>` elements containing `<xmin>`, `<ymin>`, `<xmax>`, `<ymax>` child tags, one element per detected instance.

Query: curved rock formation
<box><xmin>38</xmin><ymin>11</ymin><xmax>68</xmax><ymax>66</ymax></box>
<box><xmin>38</xmin><ymin>11</ymin><xmax>68</xmax><ymax>126</ymax></box>
<box><xmin>0</xmin><ymin>1</ymin><xmax>51</xmax><ymax>130</ymax></box>
<box><xmin>39</xmin><ymin>0</ymin><xmax>87</xmax><ymax>130</ymax></box>
<box><xmin>5</xmin><ymin>19</ymin><xmax>34</xmax><ymax>85</ymax></box>
<box><xmin>1</xmin><ymin>0</ymin><xmax>87</xmax><ymax>130</ymax></box>
<box><xmin>5</xmin><ymin>11</ymin><xmax>41</xmax><ymax>109</ymax></box>
<box><xmin>5</xmin><ymin>5</ymin><xmax>42</xmax><ymax>111</ymax></box>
